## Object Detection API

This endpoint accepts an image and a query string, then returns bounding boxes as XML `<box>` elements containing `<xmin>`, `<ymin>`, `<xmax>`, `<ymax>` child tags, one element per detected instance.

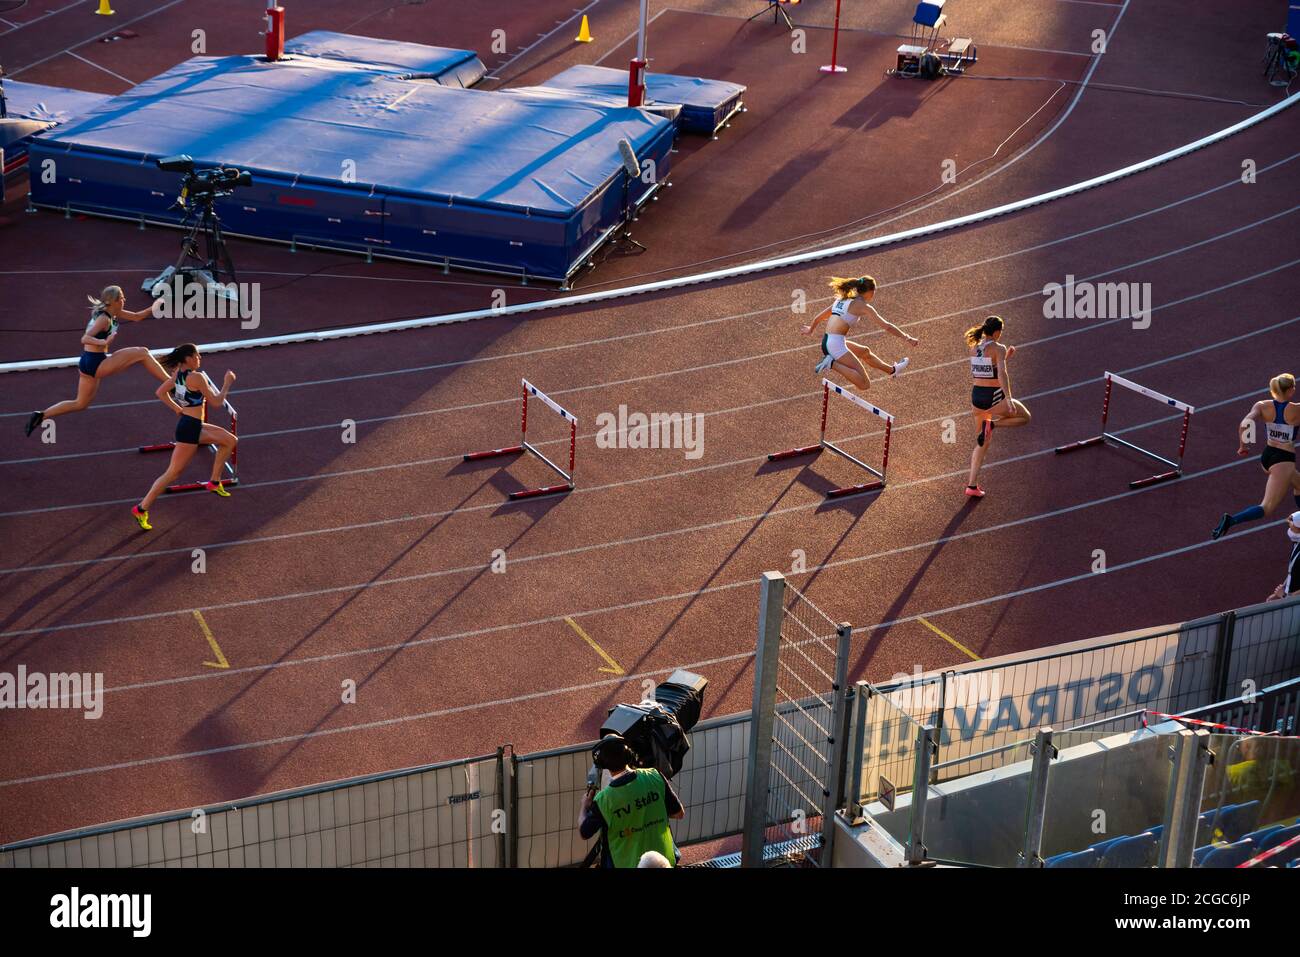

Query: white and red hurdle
<box><xmin>1055</xmin><ymin>371</ymin><xmax>1194</xmax><ymax>489</ymax></box>
<box><xmin>768</xmin><ymin>378</ymin><xmax>894</xmax><ymax>498</ymax></box>
<box><xmin>138</xmin><ymin>388</ymin><xmax>239</xmax><ymax>493</ymax></box>
<box><xmin>464</xmin><ymin>378</ymin><xmax>576</xmax><ymax>500</ymax></box>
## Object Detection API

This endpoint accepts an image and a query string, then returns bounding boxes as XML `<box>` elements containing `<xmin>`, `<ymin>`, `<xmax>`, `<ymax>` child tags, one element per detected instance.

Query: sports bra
<box><xmin>829</xmin><ymin>298</ymin><xmax>860</xmax><ymax>326</ymax></box>
<box><xmin>173</xmin><ymin>370</ymin><xmax>207</xmax><ymax>409</ymax></box>
<box><xmin>1266</xmin><ymin>399</ymin><xmax>1298</xmax><ymax>447</ymax></box>
<box><xmin>970</xmin><ymin>340</ymin><xmax>998</xmax><ymax>380</ymax></box>
<box><xmin>86</xmin><ymin>309</ymin><xmax>118</xmax><ymax>342</ymax></box>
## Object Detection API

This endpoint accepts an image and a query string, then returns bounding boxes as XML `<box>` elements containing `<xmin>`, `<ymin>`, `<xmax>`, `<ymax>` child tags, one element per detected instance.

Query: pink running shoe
<box><xmin>964</xmin><ymin>485</ymin><xmax>985</xmax><ymax>498</ymax></box>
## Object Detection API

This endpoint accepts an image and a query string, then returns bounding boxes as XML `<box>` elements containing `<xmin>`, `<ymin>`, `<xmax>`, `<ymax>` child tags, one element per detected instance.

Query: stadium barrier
<box><xmin>2</xmin><ymin>593</ymin><xmax>1297</xmax><ymax>868</ymax></box>
<box><xmin>3</xmin><ymin>90</ymin><xmax>1297</xmax><ymax>374</ymax></box>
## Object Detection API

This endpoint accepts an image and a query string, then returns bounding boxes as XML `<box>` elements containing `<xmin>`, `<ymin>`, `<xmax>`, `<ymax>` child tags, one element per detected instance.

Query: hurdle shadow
<box><xmin>244</xmin><ymin>507</ymin><xmax>553</xmax><ymax>785</ymax></box>
<box><xmin>450</xmin><ymin>454</ymin><xmax>572</xmax><ymax>519</ymax></box>
<box><xmin>578</xmin><ymin>468</ymin><xmax>807</xmax><ymax>731</ymax></box>
<box><xmin>754</xmin><ymin>454</ymin><xmax>886</xmax><ymax>512</ymax></box>
<box><xmin>849</xmin><ymin>505</ymin><xmax>977</xmax><ymax>679</ymax></box>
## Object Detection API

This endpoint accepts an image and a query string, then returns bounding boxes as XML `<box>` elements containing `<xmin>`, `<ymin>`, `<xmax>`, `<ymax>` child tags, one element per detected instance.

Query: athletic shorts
<box><xmin>175</xmin><ymin>413</ymin><xmax>204</xmax><ymax>446</ymax></box>
<box><xmin>78</xmin><ymin>351</ymin><xmax>108</xmax><ymax>377</ymax></box>
<box><xmin>971</xmin><ymin>386</ymin><xmax>1005</xmax><ymax>411</ymax></box>
<box><xmin>1261</xmin><ymin>445</ymin><xmax>1297</xmax><ymax>473</ymax></box>
<box><xmin>821</xmin><ymin>333</ymin><xmax>848</xmax><ymax>360</ymax></box>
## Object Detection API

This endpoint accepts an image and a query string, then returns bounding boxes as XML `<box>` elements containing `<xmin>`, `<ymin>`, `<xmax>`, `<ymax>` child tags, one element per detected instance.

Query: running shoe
<box><xmin>964</xmin><ymin>485</ymin><xmax>985</xmax><ymax>498</ymax></box>
<box><xmin>814</xmin><ymin>354</ymin><xmax>834</xmax><ymax>374</ymax></box>
<box><xmin>24</xmin><ymin>411</ymin><xmax>43</xmax><ymax>437</ymax></box>
<box><xmin>1211</xmin><ymin>514</ymin><xmax>1232</xmax><ymax>540</ymax></box>
<box><xmin>891</xmin><ymin>357</ymin><xmax>910</xmax><ymax>376</ymax></box>
<box><xmin>131</xmin><ymin>506</ymin><xmax>152</xmax><ymax>531</ymax></box>
<box><xmin>205</xmin><ymin>480</ymin><xmax>231</xmax><ymax>498</ymax></box>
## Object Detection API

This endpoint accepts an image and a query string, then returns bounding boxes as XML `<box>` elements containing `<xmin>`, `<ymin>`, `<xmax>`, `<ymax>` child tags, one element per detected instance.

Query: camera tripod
<box><xmin>144</xmin><ymin>193</ymin><xmax>239</xmax><ymax>300</ymax></box>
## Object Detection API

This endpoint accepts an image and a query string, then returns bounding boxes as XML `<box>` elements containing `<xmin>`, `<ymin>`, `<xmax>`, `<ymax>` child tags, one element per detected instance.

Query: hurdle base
<box><xmin>164</xmin><ymin>478</ymin><xmax>239</xmax><ymax>495</ymax></box>
<box><xmin>767</xmin><ymin>444</ymin><xmax>822</xmax><ymax>462</ymax></box>
<box><xmin>1129</xmin><ymin>469</ymin><xmax>1181</xmax><ymax>490</ymax></box>
<box><xmin>463</xmin><ymin>445</ymin><xmax>524</xmax><ymax>462</ymax></box>
<box><xmin>1054</xmin><ymin>436</ymin><xmax>1104</xmax><ymax>454</ymax></box>
<box><xmin>826</xmin><ymin>480</ymin><xmax>884</xmax><ymax>499</ymax></box>
<box><xmin>509</xmin><ymin>483</ymin><xmax>573</xmax><ymax>501</ymax></box>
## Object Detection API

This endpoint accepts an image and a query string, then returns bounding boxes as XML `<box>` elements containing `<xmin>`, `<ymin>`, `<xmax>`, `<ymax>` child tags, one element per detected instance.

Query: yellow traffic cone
<box><xmin>95</xmin><ymin>0</ymin><xmax>115</xmax><ymax>14</ymax></box>
<box><xmin>575</xmin><ymin>15</ymin><xmax>593</xmax><ymax>43</ymax></box>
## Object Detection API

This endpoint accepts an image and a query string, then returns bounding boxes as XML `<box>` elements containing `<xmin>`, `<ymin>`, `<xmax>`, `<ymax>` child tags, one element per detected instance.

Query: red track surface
<box><xmin>1</xmin><ymin>1</ymin><xmax>1297</xmax><ymax>844</ymax></box>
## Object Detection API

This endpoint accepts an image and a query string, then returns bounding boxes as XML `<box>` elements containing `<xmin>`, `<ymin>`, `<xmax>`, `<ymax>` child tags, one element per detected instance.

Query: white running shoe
<box><xmin>814</xmin><ymin>354</ymin><xmax>834</xmax><ymax>374</ymax></box>
<box><xmin>891</xmin><ymin>357</ymin><xmax>910</xmax><ymax>376</ymax></box>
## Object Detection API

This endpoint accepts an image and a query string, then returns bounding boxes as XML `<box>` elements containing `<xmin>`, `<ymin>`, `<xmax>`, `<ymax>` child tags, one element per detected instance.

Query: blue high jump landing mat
<box><xmin>27</xmin><ymin>37</ymin><xmax>677</xmax><ymax>283</ymax></box>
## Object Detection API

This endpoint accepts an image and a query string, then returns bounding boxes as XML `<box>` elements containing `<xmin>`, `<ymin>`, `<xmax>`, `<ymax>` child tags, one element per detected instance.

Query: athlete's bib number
<box><xmin>1266</xmin><ymin>423</ymin><xmax>1294</xmax><ymax>445</ymax></box>
<box><xmin>970</xmin><ymin>357</ymin><xmax>995</xmax><ymax>379</ymax></box>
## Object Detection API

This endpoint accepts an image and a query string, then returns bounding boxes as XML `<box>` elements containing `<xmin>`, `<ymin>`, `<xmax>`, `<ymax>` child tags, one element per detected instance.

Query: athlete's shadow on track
<box><xmin>193</xmin><ymin>462</ymin><xmax>563</xmax><ymax>786</ymax></box>
<box><xmin>178</xmin><ymin>474</ymin><xmax>508</xmax><ymax>771</ymax></box>
<box><xmin>849</xmin><ymin>505</ymin><xmax>978</xmax><ymax>680</ymax></box>
<box><xmin>0</xmin><ymin>520</ymin><xmax>184</xmax><ymax>660</ymax></box>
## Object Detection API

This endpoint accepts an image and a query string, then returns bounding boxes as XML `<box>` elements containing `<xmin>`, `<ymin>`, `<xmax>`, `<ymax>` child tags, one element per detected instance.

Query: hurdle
<box><xmin>1054</xmin><ymin>372</ymin><xmax>1194</xmax><ymax>489</ymax></box>
<box><xmin>464</xmin><ymin>378</ymin><xmax>577</xmax><ymax>500</ymax></box>
<box><xmin>138</xmin><ymin>388</ymin><xmax>239</xmax><ymax>493</ymax></box>
<box><xmin>768</xmin><ymin>378</ymin><xmax>894</xmax><ymax>498</ymax></box>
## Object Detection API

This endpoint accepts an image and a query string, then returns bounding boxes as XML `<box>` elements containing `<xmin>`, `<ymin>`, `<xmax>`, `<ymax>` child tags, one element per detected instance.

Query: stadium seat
<box><xmin>1256</xmin><ymin>823</ymin><xmax>1300</xmax><ymax>854</ymax></box>
<box><xmin>1045</xmin><ymin>848</ymin><xmax>1097</xmax><ymax>868</ymax></box>
<box><xmin>1242</xmin><ymin>824</ymin><xmax>1281</xmax><ymax>847</ymax></box>
<box><xmin>1216</xmin><ymin>800</ymin><xmax>1260</xmax><ymax>842</ymax></box>
<box><xmin>1198</xmin><ymin>838</ymin><xmax>1255</xmax><ymax>868</ymax></box>
<box><xmin>1087</xmin><ymin>835</ymin><xmax>1128</xmax><ymax>855</ymax></box>
<box><xmin>1099</xmin><ymin>832</ymin><xmax>1158</xmax><ymax>868</ymax></box>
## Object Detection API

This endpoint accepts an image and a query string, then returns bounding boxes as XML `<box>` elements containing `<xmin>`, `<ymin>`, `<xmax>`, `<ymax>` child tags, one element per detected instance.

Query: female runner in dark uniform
<box><xmin>131</xmin><ymin>344</ymin><xmax>237</xmax><ymax>530</ymax></box>
<box><xmin>24</xmin><ymin>286</ymin><xmax>167</xmax><ymax>436</ymax></box>
<box><xmin>1212</xmin><ymin>373</ymin><xmax>1300</xmax><ymax>539</ymax></box>
<box><xmin>964</xmin><ymin>316</ymin><xmax>1031</xmax><ymax>498</ymax></box>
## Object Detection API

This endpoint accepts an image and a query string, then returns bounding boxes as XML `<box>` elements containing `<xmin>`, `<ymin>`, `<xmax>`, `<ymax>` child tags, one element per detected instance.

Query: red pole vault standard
<box><xmin>265</xmin><ymin>5</ymin><xmax>285</xmax><ymax>62</ymax></box>
<box><xmin>768</xmin><ymin>379</ymin><xmax>894</xmax><ymax>498</ymax></box>
<box><xmin>138</xmin><ymin>384</ymin><xmax>240</xmax><ymax>493</ymax></box>
<box><xmin>629</xmin><ymin>0</ymin><xmax>649</xmax><ymax>107</ymax></box>
<box><xmin>1055</xmin><ymin>372</ymin><xmax>1194</xmax><ymax>489</ymax></box>
<box><xmin>820</xmin><ymin>0</ymin><xmax>848</xmax><ymax>73</ymax></box>
<box><xmin>464</xmin><ymin>379</ymin><xmax>577</xmax><ymax>500</ymax></box>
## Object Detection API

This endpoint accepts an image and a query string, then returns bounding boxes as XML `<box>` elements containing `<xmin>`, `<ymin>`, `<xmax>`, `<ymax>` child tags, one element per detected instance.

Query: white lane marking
<box><xmin>8</xmin><ymin>0</ymin><xmax>189</xmax><ymax>77</ymax></box>
<box><xmin>0</xmin><ymin>519</ymin><xmax>1276</xmax><ymax>788</ymax></box>
<box><xmin>6</xmin><ymin>157</ymin><xmax>1296</xmax><ymax>421</ymax></box>
<box><xmin>66</xmin><ymin>50</ymin><xmax>132</xmax><ymax>86</ymax></box>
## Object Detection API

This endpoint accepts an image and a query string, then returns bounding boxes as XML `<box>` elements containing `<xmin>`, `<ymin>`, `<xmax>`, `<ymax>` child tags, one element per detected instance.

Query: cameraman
<box><xmin>578</xmin><ymin>734</ymin><xmax>684</xmax><ymax>868</ymax></box>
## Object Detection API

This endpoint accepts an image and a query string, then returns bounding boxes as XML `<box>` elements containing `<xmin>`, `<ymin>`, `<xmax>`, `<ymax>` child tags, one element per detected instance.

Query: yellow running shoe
<box><xmin>131</xmin><ymin>505</ymin><xmax>152</xmax><ymax>530</ymax></box>
<box><xmin>205</xmin><ymin>480</ymin><xmax>231</xmax><ymax>498</ymax></box>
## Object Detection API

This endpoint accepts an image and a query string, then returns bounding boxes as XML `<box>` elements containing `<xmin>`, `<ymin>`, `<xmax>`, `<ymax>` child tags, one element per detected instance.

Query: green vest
<box><xmin>593</xmin><ymin>769</ymin><xmax>676</xmax><ymax>868</ymax></box>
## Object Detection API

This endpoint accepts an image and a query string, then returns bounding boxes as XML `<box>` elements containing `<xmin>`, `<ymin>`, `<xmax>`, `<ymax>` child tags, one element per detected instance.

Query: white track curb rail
<box><xmin>3</xmin><ymin>92</ymin><xmax>1296</xmax><ymax>375</ymax></box>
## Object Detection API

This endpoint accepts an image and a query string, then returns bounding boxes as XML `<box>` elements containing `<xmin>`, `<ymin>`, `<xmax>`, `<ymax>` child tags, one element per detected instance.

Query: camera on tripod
<box><xmin>156</xmin><ymin>154</ymin><xmax>252</xmax><ymax>211</ymax></box>
<box><xmin>142</xmin><ymin>155</ymin><xmax>252</xmax><ymax>303</ymax></box>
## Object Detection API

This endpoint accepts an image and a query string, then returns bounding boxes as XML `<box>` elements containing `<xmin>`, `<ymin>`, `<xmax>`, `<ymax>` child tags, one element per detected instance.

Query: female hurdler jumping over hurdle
<box><xmin>964</xmin><ymin>316</ymin><xmax>1031</xmax><ymax>498</ymax></box>
<box><xmin>802</xmin><ymin>276</ymin><xmax>915</xmax><ymax>391</ymax></box>
<box><xmin>1212</xmin><ymin>373</ymin><xmax>1300</xmax><ymax>540</ymax></box>
<box><xmin>24</xmin><ymin>286</ymin><xmax>168</xmax><ymax>437</ymax></box>
<box><xmin>131</xmin><ymin>344</ymin><xmax>237</xmax><ymax>531</ymax></box>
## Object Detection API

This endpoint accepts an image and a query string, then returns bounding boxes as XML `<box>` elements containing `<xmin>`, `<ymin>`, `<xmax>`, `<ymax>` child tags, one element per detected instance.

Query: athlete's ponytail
<box><xmin>86</xmin><ymin>285</ymin><xmax>123</xmax><ymax>318</ymax></box>
<box><xmin>160</xmin><ymin>343</ymin><xmax>198</xmax><ymax>372</ymax></box>
<box><xmin>1270</xmin><ymin>373</ymin><xmax>1297</xmax><ymax>401</ymax></box>
<box><xmin>829</xmin><ymin>275</ymin><xmax>876</xmax><ymax>299</ymax></box>
<box><xmin>965</xmin><ymin>315</ymin><xmax>1004</xmax><ymax>347</ymax></box>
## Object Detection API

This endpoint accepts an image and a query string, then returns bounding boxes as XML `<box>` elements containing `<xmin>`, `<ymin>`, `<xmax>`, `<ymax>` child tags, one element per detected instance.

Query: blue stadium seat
<box><xmin>1100</xmin><ymin>832</ymin><xmax>1158</xmax><ymax>868</ymax></box>
<box><xmin>1217</xmin><ymin>801</ymin><xmax>1260</xmax><ymax>842</ymax></box>
<box><xmin>1257</xmin><ymin>823</ymin><xmax>1300</xmax><ymax>854</ymax></box>
<box><xmin>1088</xmin><ymin>835</ymin><xmax>1128</xmax><ymax>855</ymax></box>
<box><xmin>1242</xmin><ymin>825</ymin><xmax>1280</xmax><ymax>848</ymax></box>
<box><xmin>1045</xmin><ymin>849</ymin><xmax>1097</xmax><ymax>868</ymax></box>
<box><xmin>1198</xmin><ymin>838</ymin><xmax>1255</xmax><ymax>868</ymax></box>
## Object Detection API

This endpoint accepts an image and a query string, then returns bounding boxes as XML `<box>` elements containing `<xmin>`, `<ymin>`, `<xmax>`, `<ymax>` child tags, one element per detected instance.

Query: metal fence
<box><xmin>3</xmin><ymin>591</ymin><xmax>1298</xmax><ymax>869</ymax></box>
<box><xmin>0</xmin><ymin>751</ymin><xmax>505</xmax><ymax>868</ymax></box>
